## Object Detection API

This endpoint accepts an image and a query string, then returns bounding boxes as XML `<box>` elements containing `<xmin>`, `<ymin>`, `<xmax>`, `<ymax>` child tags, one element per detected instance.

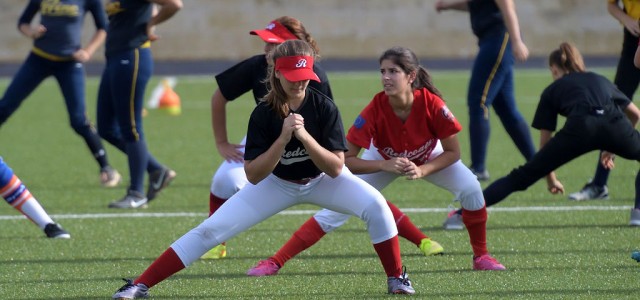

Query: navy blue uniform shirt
<box><xmin>468</xmin><ymin>0</ymin><xmax>505</xmax><ymax>39</ymax></box>
<box><xmin>104</xmin><ymin>0</ymin><xmax>152</xmax><ymax>55</ymax></box>
<box><xmin>19</xmin><ymin>0</ymin><xmax>107</xmax><ymax>58</ymax></box>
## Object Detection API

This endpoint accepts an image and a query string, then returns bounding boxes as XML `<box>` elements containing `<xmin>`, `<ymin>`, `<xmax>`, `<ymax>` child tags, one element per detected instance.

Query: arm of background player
<box><xmin>608</xmin><ymin>0</ymin><xmax>640</xmax><ymax>36</ymax></box>
<box><xmin>17</xmin><ymin>1</ymin><xmax>46</xmax><ymax>40</ymax></box>
<box><xmin>211</xmin><ymin>89</ymin><xmax>244</xmax><ymax>162</ymax></box>
<box><xmin>624</xmin><ymin>102</ymin><xmax>640</xmax><ymax>128</ymax></box>
<box><xmin>539</xmin><ymin>129</ymin><xmax>564</xmax><ymax>194</ymax></box>
<box><xmin>146</xmin><ymin>0</ymin><xmax>183</xmax><ymax>41</ymax></box>
<box><xmin>495</xmin><ymin>0</ymin><xmax>529</xmax><ymax>62</ymax></box>
<box><xmin>73</xmin><ymin>29</ymin><xmax>106</xmax><ymax>62</ymax></box>
<box><xmin>434</xmin><ymin>0</ymin><xmax>469</xmax><ymax>12</ymax></box>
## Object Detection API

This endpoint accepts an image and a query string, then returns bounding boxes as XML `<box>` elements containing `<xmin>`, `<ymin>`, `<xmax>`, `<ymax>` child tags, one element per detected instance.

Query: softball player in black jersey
<box><xmin>204</xmin><ymin>16</ymin><xmax>332</xmax><ymax>259</ymax></box>
<box><xmin>479</xmin><ymin>43</ymin><xmax>640</xmax><ymax>222</ymax></box>
<box><xmin>112</xmin><ymin>40</ymin><xmax>415</xmax><ymax>299</ymax></box>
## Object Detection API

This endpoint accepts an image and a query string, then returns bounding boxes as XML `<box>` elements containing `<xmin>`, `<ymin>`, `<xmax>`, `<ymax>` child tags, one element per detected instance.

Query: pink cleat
<box><xmin>246</xmin><ymin>259</ymin><xmax>280</xmax><ymax>276</ymax></box>
<box><xmin>473</xmin><ymin>254</ymin><xmax>506</xmax><ymax>271</ymax></box>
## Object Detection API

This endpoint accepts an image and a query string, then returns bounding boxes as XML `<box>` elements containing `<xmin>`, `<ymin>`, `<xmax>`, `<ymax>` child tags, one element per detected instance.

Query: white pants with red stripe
<box><xmin>172</xmin><ymin>167</ymin><xmax>397</xmax><ymax>266</ymax></box>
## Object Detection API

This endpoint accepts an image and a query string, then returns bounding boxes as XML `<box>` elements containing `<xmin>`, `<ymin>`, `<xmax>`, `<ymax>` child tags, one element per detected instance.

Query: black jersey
<box><xmin>215</xmin><ymin>54</ymin><xmax>333</xmax><ymax>105</ymax></box>
<box><xmin>532</xmin><ymin>72</ymin><xmax>631</xmax><ymax>131</ymax></box>
<box><xmin>244</xmin><ymin>87</ymin><xmax>347</xmax><ymax>180</ymax></box>
<box><xmin>468</xmin><ymin>0</ymin><xmax>505</xmax><ymax>39</ymax></box>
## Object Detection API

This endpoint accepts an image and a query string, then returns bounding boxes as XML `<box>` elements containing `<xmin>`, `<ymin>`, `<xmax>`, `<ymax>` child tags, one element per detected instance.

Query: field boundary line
<box><xmin>0</xmin><ymin>205</ymin><xmax>632</xmax><ymax>221</ymax></box>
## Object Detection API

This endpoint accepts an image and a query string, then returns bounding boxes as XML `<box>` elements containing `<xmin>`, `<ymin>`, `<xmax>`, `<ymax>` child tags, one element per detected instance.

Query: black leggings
<box><xmin>484</xmin><ymin>113</ymin><xmax>640</xmax><ymax>205</ymax></box>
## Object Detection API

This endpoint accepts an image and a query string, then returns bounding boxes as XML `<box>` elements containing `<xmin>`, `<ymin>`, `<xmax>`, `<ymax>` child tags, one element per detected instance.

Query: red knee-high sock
<box><xmin>134</xmin><ymin>247</ymin><xmax>185</xmax><ymax>288</ymax></box>
<box><xmin>209</xmin><ymin>194</ymin><xmax>227</xmax><ymax>246</ymax></box>
<box><xmin>270</xmin><ymin>217</ymin><xmax>326</xmax><ymax>267</ymax></box>
<box><xmin>209</xmin><ymin>193</ymin><xmax>227</xmax><ymax>216</ymax></box>
<box><xmin>373</xmin><ymin>236</ymin><xmax>403</xmax><ymax>278</ymax></box>
<box><xmin>387</xmin><ymin>200</ymin><xmax>428</xmax><ymax>246</ymax></box>
<box><xmin>461</xmin><ymin>206</ymin><xmax>488</xmax><ymax>257</ymax></box>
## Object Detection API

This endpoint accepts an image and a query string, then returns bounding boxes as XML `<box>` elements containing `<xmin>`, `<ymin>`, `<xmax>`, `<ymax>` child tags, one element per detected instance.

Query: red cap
<box><xmin>250</xmin><ymin>21</ymin><xmax>299</xmax><ymax>44</ymax></box>
<box><xmin>275</xmin><ymin>56</ymin><xmax>320</xmax><ymax>82</ymax></box>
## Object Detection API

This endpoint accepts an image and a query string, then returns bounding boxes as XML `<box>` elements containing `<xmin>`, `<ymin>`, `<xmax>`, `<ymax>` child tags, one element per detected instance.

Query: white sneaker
<box><xmin>568</xmin><ymin>183</ymin><xmax>608</xmax><ymax>201</ymax></box>
<box><xmin>112</xmin><ymin>278</ymin><xmax>149</xmax><ymax>299</ymax></box>
<box><xmin>443</xmin><ymin>209</ymin><xmax>464</xmax><ymax>230</ymax></box>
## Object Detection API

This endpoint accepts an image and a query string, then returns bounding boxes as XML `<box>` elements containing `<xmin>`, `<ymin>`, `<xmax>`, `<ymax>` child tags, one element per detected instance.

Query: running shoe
<box><xmin>108</xmin><ymin>190</ymin><xmax>148</xmax><ymax>209</ymax></box>
<box><xmin>100</xmin><ymin>166</ymin><xmax>122</xmax><ymax>188</ymax></box>
<box><xmin>147</xmin><ymin>167</ymin><xmax>177</xmax><ymax>201</ymax></box>
<box><xmin>419</xmin><ymin>238</ymin><xmax>444</xmax><ymax>256</ymax></box>
<box><xmin>473</xmin><ymin>254</ymin><xmax>506</xmax><ymax>271</ymax></box>
<box><xmin>44</xmin><ymin>223</ymin><xmax>70</xmax><ymax>239</ymax></box>
<box><xmin>387</xmin><ymin>266</ymin><xmax>415</xmax><ymax>294</ymax></box>
<box><xmin>568</xmin><ymin>182</ymin><xmax>608</xmax><ymax>201</ymax></box>
<box><xmin>112</xmin><ymin>278</ymin><xmax>149</xmax><ymax>299</ymax></box>
<box><xmin>443</xmin><ymin>209</ymin><xmax>464</xmax><ymax>230</ymax></box>
<box><xmin>630</xmin><ymin>208</ymin><xmax>640</xmax><ymax>226</ymax></box>
<box><xmin>246</xmin><ymin>259</ymin><xmax>280</xmax><ymax>276</ymax></box>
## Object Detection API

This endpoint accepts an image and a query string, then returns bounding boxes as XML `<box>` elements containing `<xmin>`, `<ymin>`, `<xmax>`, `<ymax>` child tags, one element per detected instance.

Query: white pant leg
<box><xmin>304</xmin><ymin>168</ymin><xmax>397</xmax><ymax>244</ymax></box>
<box><xmin>423</xmin><ymin>160</ymin><xmax>485</xmax><ymax>211</ymax></box>
<box><xmin>210</xmin><ymin>136</ymin><xmax>249</xmax><ymax>199</ymax></box>
<box><xmin>172</xmin><ymin>174</ymin><xmax>299</xmax><ymax>266</ymax></box>
<box><xmin>312</xmin><ymin>146</ymin><xmax>397</xmax><ymax>233</ymax></box>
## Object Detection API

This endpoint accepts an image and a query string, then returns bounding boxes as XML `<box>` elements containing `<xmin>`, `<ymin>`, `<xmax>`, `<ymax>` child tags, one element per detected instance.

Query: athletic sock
<box><xmin>461</xmin><ymin>206</ymin><xmax>489</xmax><ymax>257</ymax></box>
<box><xmin>135</xmin><ymin>247</ymin><xmax>185</xmax><ymax>288</ymax></box>
<box><xmin>592</xmin><ymin>155</ymin><xmax>611</xmax><ymax>187</ymax></box>
<box><xmin>373</xmin><ymin>235</ymin><xmax>403</xmax><ymax>278</ymax></box>
<box><xmin>1</xmin><ymin>174</ymin><xmax>54</xmax><ymax>228</ymax></box>
<box><xmin>209</xmin><ymin>194</ymin><xmax>227</xmax><ymax>216</ymax></box>
<box><xmin>386</xmin><ymin>200</ymin><xmax>428</xmax><ymax>246</ymax></box>
<box><xmin>270</xmin><ymin>217</ymin><xmax>326</xmax><ymax>267</ymax></box>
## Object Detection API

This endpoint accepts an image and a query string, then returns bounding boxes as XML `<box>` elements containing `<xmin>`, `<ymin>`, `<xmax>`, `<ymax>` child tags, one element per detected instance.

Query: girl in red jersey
<box><xmin>247</xmin><ymin>46</ymin><xmax>506</xmax><ymax>277</ymax></box>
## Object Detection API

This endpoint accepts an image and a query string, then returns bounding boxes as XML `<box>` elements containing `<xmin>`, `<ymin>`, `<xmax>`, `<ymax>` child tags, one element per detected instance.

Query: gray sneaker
<box><xmin>443</xmin><ymin>209</ymin><xmax>464</xmax><ymax>230</ymax></box>
<box><xmin>147</xmin><ymin>167</ymin><xmax>177</xmax><ymax>201</ymax></box>
<box><xmin>387</xmin><ymin>267</ymin><xmax>415</xmax><ymax>295</ymax></box>
<box><xmin>630</xmin><ymin>209</ymin><xmax>640</xmax><ymax>226</ymax></box>
<box><xmin>108</xmin><ymin>190</ymin><xmax>148</xmax><ymax>209</ymax></box>
<box><xmin>112</xmin><ymin>278</ymin><xmax>149</xmax><ymax>299</ymax></box>
<box><xmin>568</xmin><ymin>183</ymin><xmax>609</xmax><ymax>201</ymax></box>
<box><xmin>470</xmin><ymin>168</ymin><xmax>490</xmax><ymax>181</ymax></box>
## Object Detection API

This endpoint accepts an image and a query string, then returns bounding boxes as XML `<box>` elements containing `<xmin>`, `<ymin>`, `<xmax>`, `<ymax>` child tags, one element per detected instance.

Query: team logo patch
<box><xmin>296</xmin><ymin>59</ymin><xmax>307</xmax><ymax>68</ymax></box>
<box><xmin>353</xmin><ymin>115</ymin><xmax>366</xmax><ymax>129</ymax></box>
<box><xmin>441</xmin><ymin>106</ymin><xmax>455</xmax><ymax>121</ymax></box>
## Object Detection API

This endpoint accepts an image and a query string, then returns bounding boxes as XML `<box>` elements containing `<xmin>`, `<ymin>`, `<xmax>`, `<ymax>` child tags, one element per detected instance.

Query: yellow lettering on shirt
<box><xmin>40</xmin><ymin>0</ymin><xmax>79</xmax><ymax>17</ymax></box>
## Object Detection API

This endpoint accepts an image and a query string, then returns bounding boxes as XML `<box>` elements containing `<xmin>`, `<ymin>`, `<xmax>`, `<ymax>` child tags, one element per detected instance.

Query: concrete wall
<box><xmin>0</xmin><ymin>0</ymin><xmax>624</xmax><ymax>62</ymax></box>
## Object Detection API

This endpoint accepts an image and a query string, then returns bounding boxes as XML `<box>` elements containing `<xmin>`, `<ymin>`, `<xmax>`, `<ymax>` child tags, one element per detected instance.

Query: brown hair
<box><xmin>263</xmin><ymin>40</ymin><xmax>317</xmax><ymax>118</ymax></box>
<box><xmin>277</xmin><ymin>16</ymin><xmax>320</xmax><ymax>56</ymax></box>
<box><xmin>379</xmin><ymin>46</ymin><xmax>442</xmax><ymax>98</ymax></box>
<box><xmin>548</xmin><ymin>42</ymin><xmax>586</xmax><ymax>73</ymax></box>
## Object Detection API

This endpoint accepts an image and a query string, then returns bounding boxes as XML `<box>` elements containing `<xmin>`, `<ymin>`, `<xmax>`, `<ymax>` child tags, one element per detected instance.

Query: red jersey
<box><xmin>347</xmin><ymin>88</ymin><xmax>462</xmax><ymax>166</ymax></box>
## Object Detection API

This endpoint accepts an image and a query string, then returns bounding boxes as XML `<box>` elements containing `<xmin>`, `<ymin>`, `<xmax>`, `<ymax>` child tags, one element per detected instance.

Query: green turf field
<box><xmin>0</xmin><ymin>68</ymin><xmax>638</xmax><ymax>299</ymax></box>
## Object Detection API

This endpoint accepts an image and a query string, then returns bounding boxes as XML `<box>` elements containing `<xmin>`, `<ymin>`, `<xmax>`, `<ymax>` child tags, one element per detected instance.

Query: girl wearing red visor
<box><xmin>112</xmin><ymin>40</ymin><xmax>415</xmax><ymax>299</ymax></box>
<box><xmin>204</xmin><ymin>16</ymin><xmax>333</xmax><ymax>259</ymax></box>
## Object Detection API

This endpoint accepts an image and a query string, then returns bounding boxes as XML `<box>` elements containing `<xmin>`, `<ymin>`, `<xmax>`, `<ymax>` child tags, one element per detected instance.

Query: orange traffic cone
<box><xmin>158</xmin><ymin>79</ymin><xmax>181</xmax><ymax>115</ymax></box>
